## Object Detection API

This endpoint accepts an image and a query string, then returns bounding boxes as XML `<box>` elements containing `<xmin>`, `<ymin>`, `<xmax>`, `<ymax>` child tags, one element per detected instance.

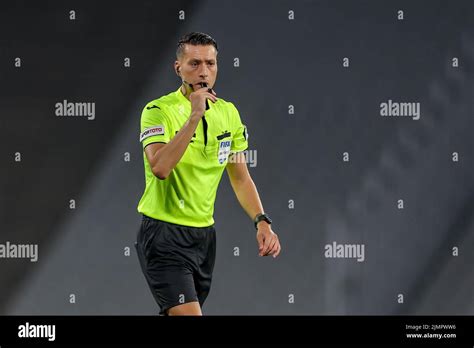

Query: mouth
<box><xmin>196</xmin><ymin>82</ymin><xmax>208</xmax><ymax>88</ymax></box>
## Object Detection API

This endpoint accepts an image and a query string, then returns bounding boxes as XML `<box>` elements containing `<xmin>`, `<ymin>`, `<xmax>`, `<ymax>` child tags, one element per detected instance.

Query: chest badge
<box><xmin>218</xmin><ymin>140</ymin><xmax>232</xmax><ymax>164</ymax></box>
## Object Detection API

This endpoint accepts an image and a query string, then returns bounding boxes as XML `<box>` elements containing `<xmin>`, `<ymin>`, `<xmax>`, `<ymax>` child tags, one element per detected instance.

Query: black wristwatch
<box><xmin>254</xmin><ymin>213</ymin><xmax>272</xmax><ymax>230</ymax></box>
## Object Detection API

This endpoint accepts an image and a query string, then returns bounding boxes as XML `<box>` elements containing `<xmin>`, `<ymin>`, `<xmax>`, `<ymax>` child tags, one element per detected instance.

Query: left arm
<box><xmin>226</xmin><ymin>152</ymin><xmax>281</xmax><ymax>258</ymax></box>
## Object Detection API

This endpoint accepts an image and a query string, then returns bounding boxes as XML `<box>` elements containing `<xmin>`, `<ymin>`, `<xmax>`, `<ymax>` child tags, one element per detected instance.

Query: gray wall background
<box><xmin>0</xmin><ymin>0</ymin><xmax>472</xmax><ymax>315</ymax></box>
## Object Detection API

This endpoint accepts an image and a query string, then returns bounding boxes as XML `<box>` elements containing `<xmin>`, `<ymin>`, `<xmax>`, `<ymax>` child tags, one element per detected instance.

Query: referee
<box><xmin>135</xmin><ymin>32</ymin><xmax>281</xmax><ymax>316</ymax></box>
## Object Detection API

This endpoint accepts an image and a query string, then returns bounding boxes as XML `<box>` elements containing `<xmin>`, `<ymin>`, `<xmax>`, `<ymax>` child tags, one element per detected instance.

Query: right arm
<box><xmin>144</xmin><ymin>86</ymin><xmax>217</xmax><ymax>180</ymax></box>
<box><xmin>145</xmin><ymin>113</ymin><xmax>200</xmax><ymax>179</ymax></box>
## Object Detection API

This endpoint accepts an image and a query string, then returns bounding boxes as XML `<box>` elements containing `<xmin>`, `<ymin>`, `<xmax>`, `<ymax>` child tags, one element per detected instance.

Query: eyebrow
<box><xmin>189</xmin><ymin>58</ymin><xmax>216</xmax><ymax>63</ymax></box>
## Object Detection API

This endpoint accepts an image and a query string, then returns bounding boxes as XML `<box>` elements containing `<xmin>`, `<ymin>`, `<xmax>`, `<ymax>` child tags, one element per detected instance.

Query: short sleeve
<box><xmin>229</xmin><ymin>102</ymin><xmax>249</xmax><ymax>153</ymax></box>
<box><xmin>139</xmin><ymin>104</ymin><xmax>171</xmax><ymax>148</ymax></box>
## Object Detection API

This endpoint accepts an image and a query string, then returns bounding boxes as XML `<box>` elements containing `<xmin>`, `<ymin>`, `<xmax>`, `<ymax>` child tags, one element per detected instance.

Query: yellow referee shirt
<box><xmin>137</xmin><ymin>86</ymin><xmax>249</xmax><ymax>227</ymax></box>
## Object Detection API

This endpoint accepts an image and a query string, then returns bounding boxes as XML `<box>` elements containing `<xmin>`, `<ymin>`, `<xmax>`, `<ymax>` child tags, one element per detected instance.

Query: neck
<box><xmin>180</xmin><ymin>84</ymin><xmax>191</xmax><ymax>100</ymax></box>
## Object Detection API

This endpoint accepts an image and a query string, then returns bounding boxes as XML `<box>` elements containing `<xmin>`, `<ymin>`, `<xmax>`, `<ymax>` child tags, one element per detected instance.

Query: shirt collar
<box><xmin>176</xmin><ymin>85</ymin><xmax>190</xmax><ymax>105</ymax></box>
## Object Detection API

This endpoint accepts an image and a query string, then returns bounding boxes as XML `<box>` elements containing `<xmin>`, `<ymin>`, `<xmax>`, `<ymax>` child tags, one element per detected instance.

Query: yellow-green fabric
<box><xmin>137</xmin><ymin>86</ymin><xmax>249</xmax><ymax>227</ymax></box>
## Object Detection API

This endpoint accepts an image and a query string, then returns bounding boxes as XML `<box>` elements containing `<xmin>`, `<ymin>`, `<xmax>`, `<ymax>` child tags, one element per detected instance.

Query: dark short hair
<box><xmin>176</xmin><ymin>32</ymin><xmax>218</xmax><ymax>59</ymax></box>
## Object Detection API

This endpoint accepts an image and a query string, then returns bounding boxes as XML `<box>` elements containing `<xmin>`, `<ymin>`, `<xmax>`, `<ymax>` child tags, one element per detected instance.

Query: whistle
<box><xmin>199</xmin><ymin>82</ymin><xmax>211</xmax><ymax>110</ymax></box>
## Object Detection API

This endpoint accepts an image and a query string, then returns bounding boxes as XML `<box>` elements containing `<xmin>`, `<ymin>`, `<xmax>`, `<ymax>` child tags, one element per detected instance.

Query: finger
<box><xmin>207</xmin><ymin>88</ymin><xmax>216</xmax><ymax>95</ymax></box>
<box><xmin>273</xmin><ymin>243</ymin><xmax>281</xmax><ymax>258</ymax></box>
<box><xmin>260</xmin><ymin>236</ymin><xmax>270</xmax><ymax>255</ymax></box>
<box><xmin>192</xmin><ymin>84</ymin><xmax>207</xmax><ymax>92</ymax></box>
<box><xmin>261</xmin><ymin>235</ymin><xmax>273</xmax><ymax>256</ymax></box>
<box><xmin>266</xmin><ymin>236</ymin><xmax>280</xmax><ymax>256</ymax></box>
<box><xmin>264</xmin><ymin>237</ymin><xmax>278</xmax><ymax>256</ymax></box>
<box><xmin>256</xmin><ymin>233</ymin><xmax>264</xmax><ymax>252</ymax></box>
<box><xmin>270</xmin><ymin>239</ymin><xmax>280</xmax><ymax>256</ymax></box>
<box><xmin>205</xmin><ymin>93</ymin><xmax>217</xmax><ymax>102</ymax></box>
<box><xmin>193</xmin><ymin>87</ymin><xmax>207</xmax><ymax>94</ymax></box>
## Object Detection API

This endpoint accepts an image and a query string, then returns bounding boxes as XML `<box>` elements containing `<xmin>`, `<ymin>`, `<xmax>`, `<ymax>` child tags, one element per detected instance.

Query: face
<box><xmin>175</xmin><ymin>44</ymin><xmax>218</xmax><ymax>91</ymax></box>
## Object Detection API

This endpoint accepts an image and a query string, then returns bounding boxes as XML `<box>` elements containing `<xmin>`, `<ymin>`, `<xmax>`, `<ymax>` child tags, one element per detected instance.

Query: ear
<box><xmin>174</xmin><ymin>61</ymin><xmax>180</xmax><ymax>76</ymax></box>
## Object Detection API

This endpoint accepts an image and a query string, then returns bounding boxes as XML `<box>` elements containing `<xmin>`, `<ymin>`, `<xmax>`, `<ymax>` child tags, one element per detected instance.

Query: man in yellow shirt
<box><xmin>135</xmin><ymin>32</ymin><xmax>281</xmax><ymax>316</ymax></box>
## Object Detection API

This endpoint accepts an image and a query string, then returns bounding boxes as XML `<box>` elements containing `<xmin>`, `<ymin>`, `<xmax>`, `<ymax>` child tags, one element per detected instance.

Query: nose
<box><xmin>198</xmin><ymin>64</ymin><xmax>209</xmax><ymax>78</ymax></box>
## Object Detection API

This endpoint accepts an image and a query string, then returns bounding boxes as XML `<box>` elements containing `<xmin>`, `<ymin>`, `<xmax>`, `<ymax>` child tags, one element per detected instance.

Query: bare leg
<box><xmin>167</xmin><ymin>301</ymin><xmax>202</xmax><ymax>316</ymax></box>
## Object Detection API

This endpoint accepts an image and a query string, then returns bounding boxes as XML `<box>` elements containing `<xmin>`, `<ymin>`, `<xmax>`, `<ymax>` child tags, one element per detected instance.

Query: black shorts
<box><xmin>135</xmin><ymin>214</ymin><xmax>216</xmax><ymax>315</ymax></box>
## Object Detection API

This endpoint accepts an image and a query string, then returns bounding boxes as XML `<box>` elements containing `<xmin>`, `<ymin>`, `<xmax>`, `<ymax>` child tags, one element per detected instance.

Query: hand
<box><xmin>256</xmin><ymin>223</ymin><xmax>281</xmax><ymax>258</ymax></box>
<box><xmin>189</xmin><ymin>85</ymin><xmax>217</xmax><ymax>118</ymax></box>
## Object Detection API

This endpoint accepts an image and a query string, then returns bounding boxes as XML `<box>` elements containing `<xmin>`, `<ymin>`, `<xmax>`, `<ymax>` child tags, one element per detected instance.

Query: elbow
<box><xmin>151</xmin><ymin>165</ymin><xmax>169</xmax><ymax>180</ymax></box>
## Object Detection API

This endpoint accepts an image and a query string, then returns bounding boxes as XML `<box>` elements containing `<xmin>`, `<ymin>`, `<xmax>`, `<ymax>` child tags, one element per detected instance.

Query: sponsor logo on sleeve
<box><xmin>140</xmin><ymin>125</ymin><xmax>165</xmax><ymax>142</ymax></box>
